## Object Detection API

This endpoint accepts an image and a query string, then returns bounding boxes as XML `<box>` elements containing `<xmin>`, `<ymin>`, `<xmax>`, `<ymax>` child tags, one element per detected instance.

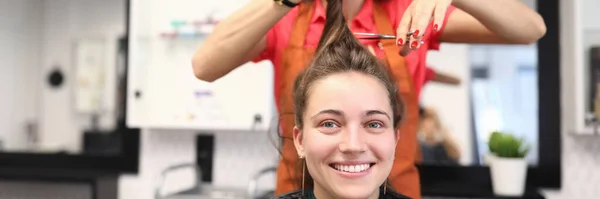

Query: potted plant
<box><xmin>487</xmin><ymin>131</ymin><xmax>530</xmax><ymax>197</ymax></box>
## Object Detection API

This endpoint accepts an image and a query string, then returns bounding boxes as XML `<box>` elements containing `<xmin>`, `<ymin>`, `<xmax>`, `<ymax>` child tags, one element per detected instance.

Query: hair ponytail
<box><xmin>314</xmin><ymin>0</ymin><xmax>350</xmax><ymax>54</ymax></box>
<box><xmin>294</xmin><ymin>0</ymin><xmax>400</xmax><ymax>129</ymax></box>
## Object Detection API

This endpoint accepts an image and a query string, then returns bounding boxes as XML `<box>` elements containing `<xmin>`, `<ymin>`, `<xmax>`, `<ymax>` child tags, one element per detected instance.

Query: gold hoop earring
<box><xmin>299</xmin><ymin>155</ymin><xmax>306</xmax><ymax>195</ymax></box>
<box><xmin>302</xmin><ymin>159</ymin><xmax>306</xmax><ymax>195</ymax></box>
<box><xmin>383</xmin><ymin>179</ymin><xmax>387</xmax><ymax>195</ymax></box>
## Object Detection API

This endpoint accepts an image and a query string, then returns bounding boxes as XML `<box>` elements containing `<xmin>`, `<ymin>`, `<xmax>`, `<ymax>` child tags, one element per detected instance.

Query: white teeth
<box><xmin>333</xmin><ymin>164</ymin><xmax>371</xmax><ymax>173</ymax></box>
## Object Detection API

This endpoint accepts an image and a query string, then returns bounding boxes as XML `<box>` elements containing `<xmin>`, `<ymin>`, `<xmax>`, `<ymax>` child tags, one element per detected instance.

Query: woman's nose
<box><xmin>338</xmin><ymin>127</ymin><xmax>367</xmax><ymax>153</ymax></box>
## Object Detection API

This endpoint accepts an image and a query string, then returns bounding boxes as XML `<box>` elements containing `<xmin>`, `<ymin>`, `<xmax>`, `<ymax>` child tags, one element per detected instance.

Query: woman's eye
<box><xmin>366</xmin><ymin>122</ymin><xmax>384</xmax><ymax>128</ymax></box>
<box><xmin>320</xmin><ymin>121</ymin><xmax>339</xmax><ymax>128</ymax></box>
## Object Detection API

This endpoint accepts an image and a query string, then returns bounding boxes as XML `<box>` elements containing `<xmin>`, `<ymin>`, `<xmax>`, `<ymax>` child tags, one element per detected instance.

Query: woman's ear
<box><xmin>293</xmin><ymin>126</ymin><xmax>305</xmax><ymax>157</ymax></box>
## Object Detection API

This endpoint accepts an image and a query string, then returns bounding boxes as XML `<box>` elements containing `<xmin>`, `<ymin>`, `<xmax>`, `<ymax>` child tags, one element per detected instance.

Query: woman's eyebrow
<box><xmin>310</xmin><ymin>109</ymin><xmax>390</xmax><ymax>119</ymax></box>
<box><xmin>311</xmin><ymin>109</ymin><xmax>344</xmax><ymax>120</ymax></box>
<box><xmin>365</xmin><ymin>110</ymin><xmax>390</xmax><ymax>119</ymax></box>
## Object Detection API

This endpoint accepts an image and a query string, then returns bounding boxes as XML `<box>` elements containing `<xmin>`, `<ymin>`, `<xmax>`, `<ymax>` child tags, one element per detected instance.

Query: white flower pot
<box><xmin>482</xmin><ymin>153</ymin><xmax>494</xmax><ymax>166</ymax></box>
<box><xmin>489</xmin><ymin>155</ymin><xmax>528</xmax><ymax>197</ymax></box>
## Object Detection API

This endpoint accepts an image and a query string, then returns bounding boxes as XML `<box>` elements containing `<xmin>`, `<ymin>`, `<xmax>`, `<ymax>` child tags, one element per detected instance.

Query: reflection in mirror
<box><xmin>0</xmin><ymin>0</ymin><xmax>127</xmax><ymax>155</ymax></box>
<box><xmin>419</xmin><ymin>44</ymin><xmax>539</xmax><ymax>166</ymax></box>
<box><xmin>418</xmin><ymin>0</ymin><xmax>538</xmax><ymax>166</ymax></box>
<box><xmin>470</xmin><ymin>44</ymin><xmax>538</xmax><ymax>166</ymax></box>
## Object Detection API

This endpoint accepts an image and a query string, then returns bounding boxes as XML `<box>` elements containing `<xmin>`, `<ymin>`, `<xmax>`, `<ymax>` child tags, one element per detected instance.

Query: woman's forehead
<box><xmin>305</xmin><ymin>72</ymin><xmax>392</xmax><ymax>115</ymax></box>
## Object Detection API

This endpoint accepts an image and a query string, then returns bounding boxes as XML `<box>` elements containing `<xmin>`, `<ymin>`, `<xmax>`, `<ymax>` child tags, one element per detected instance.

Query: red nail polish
<box><xmin>411</xmin><ymin>41</ymin><xmax>418</xmax><ymax>48</ymax></box>
<box><xmin>433</xmin><ymin>24</ymin><xmax>439</xmax><ymax>31</ymax></box>
<box><xmin>397</xmin><ymin>38</ymin><xmax>403</xmax><ymax>46</ymax></box>
<box><xmin>413</xmin><ymin>30</ymin><xmax>420</xmax><ymax>36</ymax></box>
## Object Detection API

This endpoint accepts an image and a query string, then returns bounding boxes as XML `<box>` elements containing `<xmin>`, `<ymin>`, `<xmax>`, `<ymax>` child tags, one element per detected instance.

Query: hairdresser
<box><xmin>192</xmin><ymin>0</ymin><xmax>545</xmax><ymax>198</ymax></box>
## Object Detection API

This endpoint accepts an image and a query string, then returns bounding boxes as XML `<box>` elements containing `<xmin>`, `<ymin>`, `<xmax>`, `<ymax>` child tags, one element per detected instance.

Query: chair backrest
<box><xmin>154</xmin><ymin>163</ymin><xmax>203</xmax><ymax>199</ymax></box>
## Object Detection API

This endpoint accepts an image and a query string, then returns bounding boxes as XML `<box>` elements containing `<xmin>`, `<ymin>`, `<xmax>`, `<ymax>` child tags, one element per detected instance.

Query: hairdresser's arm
<box><xmin>192</xmin><ymin>0</ymin><xmax>297</xmax><ymax>82</ymax></box>
<box><xmin>432</xmin><ymin>71</ymin><xmax>461</xmax><ymax>86</ymax></box>
<box><xmin>440</xmin><ymin>0</ymin><xmax>546</xmax><ymax>44</ymax></box>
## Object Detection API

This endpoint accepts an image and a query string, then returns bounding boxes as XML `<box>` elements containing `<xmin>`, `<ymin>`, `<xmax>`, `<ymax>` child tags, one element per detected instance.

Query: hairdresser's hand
<box><xmin>396</xmin><ymin>0</ymin><xmax>452</xmax><ymax>56</ymax></box>
<box><xmin>367</xmin><ymin>46</ymin><xmax>376</xmax><ymax>56</ymax></box>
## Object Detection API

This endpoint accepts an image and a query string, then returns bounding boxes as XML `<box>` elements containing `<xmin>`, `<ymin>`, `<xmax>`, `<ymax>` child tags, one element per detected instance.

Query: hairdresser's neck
<box><xmin>321</xmin><ymin>0</ymin><xmax>365</xmax><ymax>21</ymax></box>
<box><xmin>313</xmin><ymin>181</ymin><xmax>380</xmax><ymax>199</ymax></box>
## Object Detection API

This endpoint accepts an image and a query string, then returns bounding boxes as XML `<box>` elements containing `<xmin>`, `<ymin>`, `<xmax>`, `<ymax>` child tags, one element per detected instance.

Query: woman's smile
<box><xmin>328</xmin><ymin>161</ymin><xmax>377</xmax><ymax>178</ymax></box>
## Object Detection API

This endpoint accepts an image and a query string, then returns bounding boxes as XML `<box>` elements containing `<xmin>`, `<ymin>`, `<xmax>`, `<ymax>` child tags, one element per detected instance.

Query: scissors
<box><xmin>353</xmin><ymin>32</ymin><xmax>424</xmax><ymax>47</ymax></box>
<box><xmin>353</xmin><ymin>32</ymin><xmax>415</xmax><ymax>40</ymax></box>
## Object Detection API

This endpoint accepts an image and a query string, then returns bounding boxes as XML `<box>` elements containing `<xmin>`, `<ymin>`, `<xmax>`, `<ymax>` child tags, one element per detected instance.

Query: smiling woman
<box><xmin>271</xmin><ymin>0</ymin><xmax>409</xmax><ymax>198</ymax></box>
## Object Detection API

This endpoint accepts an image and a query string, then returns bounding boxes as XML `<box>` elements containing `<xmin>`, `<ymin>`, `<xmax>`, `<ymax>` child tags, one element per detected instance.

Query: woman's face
<box><xmin>419</xmin><ymin>118</ymin><xmax>441</xmax><ymax>143</ymax></box>
<box><xmin>420</xmin><ymin>118</ymin><xmax>438</xmax><ymax>135</ymax></box>
<box><xmin>293</xmin><ymin>71</ymin><xmax>398</xmax><ymax>199</ymax></box>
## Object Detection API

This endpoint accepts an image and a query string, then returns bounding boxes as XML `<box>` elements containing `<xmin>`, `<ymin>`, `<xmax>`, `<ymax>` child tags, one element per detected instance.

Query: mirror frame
<box><xmin>418</xmin><ymin>0</ymin><xmax>561</xmax><ymax>197</ymax></box>
<box><xmin>0</xmin><ymin>0</ymin><xmax>140</xmax><ymax>177</ymax></box>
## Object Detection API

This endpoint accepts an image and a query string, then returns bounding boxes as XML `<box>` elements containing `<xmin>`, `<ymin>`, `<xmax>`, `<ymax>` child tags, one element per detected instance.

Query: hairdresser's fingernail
<box><xmin>397</xmin><ymin>38</ymin><xmax>404</xmax><ymax>46</ymax></box>
<box><xmin>413</xmin><ymin>30</ymin><xmax>420</xmax><ymax>37</ymax></box>
<box><xmin>433</xmin><ymin>24</ymin><xmax>439</xmax><ymax>32</ymax></box>
<box><xmin>411</xmin><ymin>41</ymin><xmax>419</xmax><ymax>49</ymax></box>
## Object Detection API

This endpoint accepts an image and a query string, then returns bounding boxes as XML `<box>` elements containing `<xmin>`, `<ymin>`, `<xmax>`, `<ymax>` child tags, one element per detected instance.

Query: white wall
<box><xmin>581</xmin><ymin>0</ymin><xmax>600</xmax><ymax>31</ymax></box>
<box><xmin>0</xmin><ymin>0</ymin><xmax>125</xmax><ymax>153</ymax></box>
<box><xmin>0</xmin><ymin>0</ymin><xmax>43</xmax><ymax>151</ymax></box>
<box><xmin>38</xmin><ymin>0</ymin><xmax>125</xmax><ymax>153</ymax></box>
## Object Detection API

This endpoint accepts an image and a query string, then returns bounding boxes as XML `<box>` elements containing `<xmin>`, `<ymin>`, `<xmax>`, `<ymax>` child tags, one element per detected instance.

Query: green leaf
<box><xmin>486</xmin><ymin>131</ymin><xmax>530</xmax><ymax>158</ymax></box>
<box><xmin>488</xmin><ymin>131</ymin><xmax>503</xmax><ymax>153</ymax></box>
<box><xmin>518</xmin><ymin>143</ymin><xmax>530</xmax><ymax>158</ymax></box>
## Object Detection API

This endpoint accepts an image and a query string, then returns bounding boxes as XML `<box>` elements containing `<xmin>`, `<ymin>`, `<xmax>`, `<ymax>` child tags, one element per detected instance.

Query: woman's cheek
<box><xmin>372</xmin><ymin>137</ymin><xmax>398</xmax><ymax>160</ymax></box>
<box><xmin>304</xmin><ymin>132</ymin><xmax>338</xmax><ymax>156</ymax></box>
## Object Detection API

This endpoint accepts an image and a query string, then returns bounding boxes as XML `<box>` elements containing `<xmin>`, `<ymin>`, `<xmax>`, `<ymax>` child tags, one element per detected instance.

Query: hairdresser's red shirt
<box><xmin>253</xmin><ymin>0</ymin><xmax>456</xmax><ymax>98</ymax></box>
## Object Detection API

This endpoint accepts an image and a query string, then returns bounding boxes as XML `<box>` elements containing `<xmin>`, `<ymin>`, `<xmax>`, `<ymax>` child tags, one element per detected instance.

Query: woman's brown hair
<box><xmin>290</xmin><ymin>0</ymin><xmax>404</xmax><ymax>190</ymax></box>
<box><xmin>293</xmin><ymin>0</ymin><xmax>402</xmax><ymax>129</ymax></box>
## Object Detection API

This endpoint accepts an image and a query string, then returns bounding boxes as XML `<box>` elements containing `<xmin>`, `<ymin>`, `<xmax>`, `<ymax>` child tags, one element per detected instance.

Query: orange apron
<box><xmin>274</xmin><ymin>2</ymin><xmax>421</xmax><ymax>199</ymax></box>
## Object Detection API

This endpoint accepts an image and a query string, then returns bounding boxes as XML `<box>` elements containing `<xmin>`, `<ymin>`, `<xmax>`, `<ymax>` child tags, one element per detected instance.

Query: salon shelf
<box><xmin>423</xmin><ymin>190</ymin><xmax>545</xmax><ymax>199</ymax></box>
<box><xmin>423</xmin><ymin>185</ymin><xmax>546</xmax><ymax>199</ymax></box>
<box><xmin>420</xmin><ymin>165</ymin><xmax>546</xmax><ymax>199</ymax></box>
<box><xmin>569</xmin><ymin>116</ymin><xmax>600</xmax><ymax>136</ymax></box>
<box><xmin>423</xmin><ymin>194</ymin><xmax>544</xmax><ymax>199</ymax></box>
<box><xmin>569</xmin><ymin>128</ymin><xmax>600</xmax><ymax>136</ymax></box>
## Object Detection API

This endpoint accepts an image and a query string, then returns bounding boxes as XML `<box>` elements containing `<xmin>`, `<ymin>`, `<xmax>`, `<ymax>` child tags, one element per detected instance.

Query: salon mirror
<box><xmin>417</xmin><ymin>0</ymin><xmax>539</xmax><ymax>166</ymax></box>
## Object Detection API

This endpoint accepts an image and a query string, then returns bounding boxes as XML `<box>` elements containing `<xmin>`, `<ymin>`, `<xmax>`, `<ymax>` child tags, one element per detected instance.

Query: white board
<box><xmin>73</xmin><ymin>38</ymin><xmax>108</xmax><ymax>114</ymax></box>
<box><xmin>127</xmin><ymin>0</ymin><xmax>274</xmax><ymax>131</ymax></box>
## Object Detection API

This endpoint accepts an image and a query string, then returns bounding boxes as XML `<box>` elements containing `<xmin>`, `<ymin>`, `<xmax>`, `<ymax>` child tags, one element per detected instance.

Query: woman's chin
<box><xmin>330</xmin><ymin>185</ymin><xmax>379</xmax><ymax>199</ymax></box>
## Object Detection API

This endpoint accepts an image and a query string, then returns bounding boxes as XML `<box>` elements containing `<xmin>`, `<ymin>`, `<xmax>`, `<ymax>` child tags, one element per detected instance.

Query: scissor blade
<box><xmin>353</xmin><ymin>32</ymin><xmax>396</xmax><ymax>40</ymax></box>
